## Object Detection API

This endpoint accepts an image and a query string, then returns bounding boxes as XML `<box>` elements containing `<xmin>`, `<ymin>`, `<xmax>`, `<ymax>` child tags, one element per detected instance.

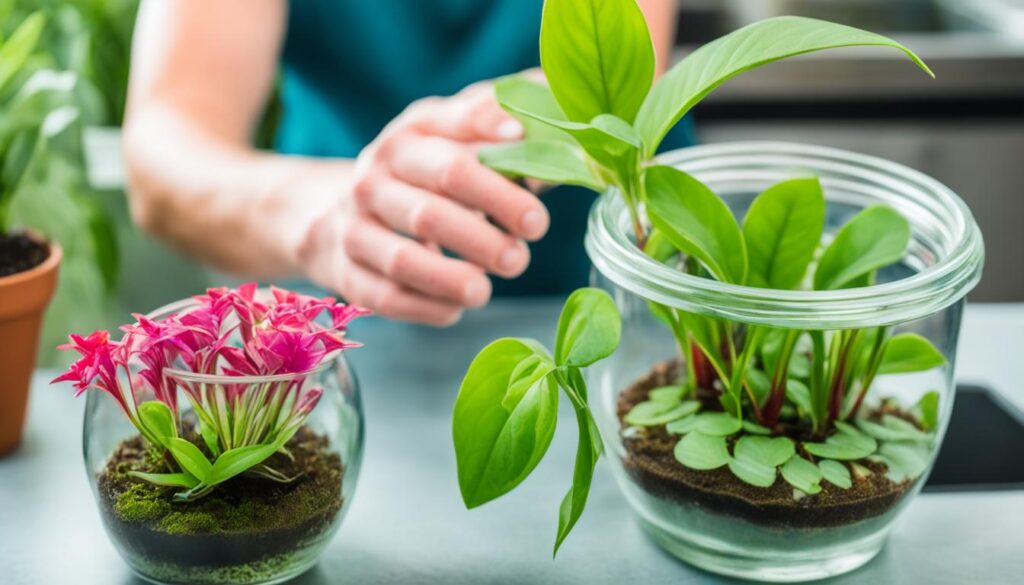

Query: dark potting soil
<box><xmin>617</xmin><ymin>360</ymin><xmax>915</xmax><ymax>529</ymax></box>
<box><xmin>0</xmin><ymin>231</ymin><xmax>49</xmax><ymax>278</ymax></box>
<box><xmin>97</xmin><ymin>426</ymin><xmax>343</xmax><ymax>568</ymax></box>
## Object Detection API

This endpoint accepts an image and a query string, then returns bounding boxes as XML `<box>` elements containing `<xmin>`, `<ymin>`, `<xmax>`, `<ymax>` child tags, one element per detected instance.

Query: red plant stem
<box><xmin>691</xmin><ymin>344</ymin><xmax>715</xmax><ymax>391</ymax></box>
<box><xmin>826</xmin><ymin>332</ymin><xmax>858</xmax><ymax>426</ymax></box>
<box><xmin>845</xmin><ymin>327</ymin><xmax>889</xmax><ymax>420</ymax></box>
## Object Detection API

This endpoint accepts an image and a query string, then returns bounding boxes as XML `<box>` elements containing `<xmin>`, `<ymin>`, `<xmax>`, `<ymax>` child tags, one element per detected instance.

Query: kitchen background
<box><xmin>8</xmin><ymin>0</ymin><xmax>1023</xmax><ymax>366</ymax></box>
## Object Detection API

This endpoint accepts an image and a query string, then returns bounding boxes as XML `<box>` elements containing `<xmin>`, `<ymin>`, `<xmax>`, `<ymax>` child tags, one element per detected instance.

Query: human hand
<box><xmin>297</xmin><ymin>82</ymin><xmax>549</xmax><ymax>325</ymax></box>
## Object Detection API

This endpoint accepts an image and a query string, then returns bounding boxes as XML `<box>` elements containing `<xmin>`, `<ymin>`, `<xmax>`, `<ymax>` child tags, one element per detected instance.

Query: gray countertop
<box><xmin>2</xmin><ymin>299</ymin><xmax>1022</xmax><ymax>585</ymax></box>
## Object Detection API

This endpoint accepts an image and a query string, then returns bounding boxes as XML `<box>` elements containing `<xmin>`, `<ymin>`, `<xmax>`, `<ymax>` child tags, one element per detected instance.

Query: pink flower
<box><xmin>52</xmin><ymin>331</ymin><xmax>131</xmax><ymax>414</ymax></box>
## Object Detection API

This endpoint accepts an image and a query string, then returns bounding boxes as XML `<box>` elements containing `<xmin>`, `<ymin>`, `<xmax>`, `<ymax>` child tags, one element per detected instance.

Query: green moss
<box><xmin>128</xmin><ymin>550</ymin><xmax>311</xmax><ymax>585</ymax></box>
<box><xmin>106</xmin><ymin>430</ymin><xmax>343</xmax><ymax>537</ymax></box>
<box><xmin>116</xmin><ymin>483</ymin><xmax>173</xmax><ymax>523</ymax></box>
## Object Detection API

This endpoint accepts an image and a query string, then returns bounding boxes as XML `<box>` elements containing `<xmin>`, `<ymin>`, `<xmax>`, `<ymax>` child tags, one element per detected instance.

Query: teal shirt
<box><xmin>277</xmin><ymin>0</ymin><xmax>694</xmax><ymax>295</ymax></box>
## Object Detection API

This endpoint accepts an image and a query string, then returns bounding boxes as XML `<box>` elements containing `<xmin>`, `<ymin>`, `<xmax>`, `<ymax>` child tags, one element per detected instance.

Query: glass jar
<box><xmin>83</xmin><ymin>296</ymin><xmax>364</xmax><ymax>585</ymax></box>
<box><xmin>585</xmin><ymin>142</ymin><xmax>983</xmax><ymax>582</ymax></box>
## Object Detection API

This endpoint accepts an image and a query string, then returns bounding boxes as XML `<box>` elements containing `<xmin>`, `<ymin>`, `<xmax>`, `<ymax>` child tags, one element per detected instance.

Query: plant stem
<box><xmin>809</xmin><ymin>331</ymin><xmax>827</xmax><ymax>434</ymax></box>
<box><xmin>845</xmin><ymin>326</ymin><xmax>889</xmax><ymax>420</ymax></box>
<box><xmin>762</xmin><ymin>329</ymin><xmax>800</xmax><ymax>427</ymax></box>
<box><xmin>826</xmin><ymin>330</ymin><xmax>861</xmax><ymax>427</ymax></box>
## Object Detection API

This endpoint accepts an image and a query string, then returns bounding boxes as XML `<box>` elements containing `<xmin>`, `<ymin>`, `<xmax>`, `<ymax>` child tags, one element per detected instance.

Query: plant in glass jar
<box><xmin>452</xmin><ymin>0</ymin><xmax>984</xmax><ymax>580</ymax></box>
<box><xmin>54</xmin><ymin>284</ymin><xmax>368</xmax><ymax>585</ymax></box>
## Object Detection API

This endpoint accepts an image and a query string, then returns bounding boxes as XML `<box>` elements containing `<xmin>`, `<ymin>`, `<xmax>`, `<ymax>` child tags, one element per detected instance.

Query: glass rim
<box><xmin>145</xmin><ymin>290</ymin><xmax>336</xmax><ymax>384</ymax></box>
<box><xmin>584</xmin><ymin>141</ymin><xmax>985</xmax><ymax>328</ymax></box>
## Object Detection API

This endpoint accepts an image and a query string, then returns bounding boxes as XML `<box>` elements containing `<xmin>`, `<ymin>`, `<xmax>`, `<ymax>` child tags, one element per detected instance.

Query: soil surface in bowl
<box><xmin>617</xmin><ymin>360</ymin><xmax>916</xmax><ymax>529</ymax></box>
<box><xmin>0</xmin><ymin>231</ymin><xmax>49</xmax><ymax>278</ymax></box>
<box><xmin>97</xmin><ymin>425</ymin><xmax>343</xmax><ymax>568</ymax></box>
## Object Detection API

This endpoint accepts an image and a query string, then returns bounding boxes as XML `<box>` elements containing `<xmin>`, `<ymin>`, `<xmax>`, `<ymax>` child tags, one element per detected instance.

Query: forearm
<box><xmin>124</xmin><ymin>102</ymin><xmax>352</xmax><ymax>278</ymax></box>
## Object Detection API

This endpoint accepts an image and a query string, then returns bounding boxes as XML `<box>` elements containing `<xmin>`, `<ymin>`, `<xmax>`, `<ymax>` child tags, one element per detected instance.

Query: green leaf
<box><xmin>479</xmin><ymin>140</ymin><xmax>602</xmax><ymax>191</ymax></box>
<box><xmin>786</xmin><ymin>379</ymin><xmax>813</xmax><ymax>419</ymax></box>
<box><xmin>127</xmin><ymin>471</ymin><xmax>200</xmax><ymax>489</ymax></box>
<box><xmin>872</xmin><ymin>441</ymin><xmax>931</xmax><ymax>482</ymax></box>
<box><xmin>649</xmin><ymin>384</ymin><xmax>688</xmax><ymax>403</ymax></box>
<box><xmin>493</xmin><ymin>76</ymin><xmax>642</xmax><ymax>179</ymax></box>
<box><xmin>734</xmin><ymin>435</ymin><xmax>795</xmax><ymax>468</ymax></box>
<box><xmin>0</xmin><ymin>12</ymin><xmax>46</xmax><ymax>96</ymax></box>
<box><xmin>493</xmin><ymin>76</ymin><xmax>574</xmax><ymax>144</ymax></box>
<box><xmin>693</xmin><ymin>412</ymin><xmax>742</xmax><ymax>436</ymax></box>
<box><xmin>878</xmin><ymin>333</ymin><xmax>946</xmax><ymax>374</ymax></box>
<box><xmin>624</xmin><ymin>400</ymin><xmax>700</xmax><ymax>427</ymax></box>
<box><xmin>199</xmin><ymin>419</ymin><xmax>221</xmax><ymax>457</ymax></box>
<box><xmin>742</xmin><ymin>178</ymin><xmax>826</xmax><ymax>289</ymax></box>
<box><xmin>137</xmin><ymin>401</ymin><xmax>177</xmax><ymax>444</ymax></box>
<box><xmin>645</xmin><ymin>165</ymin><xmax>748</xmax><ymax>284</ymax></box>
<box><xmin>540</xmin><ymin>0</ymin><xmax>654</xmax><ymax>124</ymax></box>
<box><xmin>746</xmin><ymin>367</ymin><xmax>771</xmax><ymax>405</ymax></box>
<box><xmin>804</xmin><ymin>422</ymin><xmax>878</xmax><ymax>460</ymax></box>
<box><xmin>208</xmin><ymin>442</ymin><xmax>281</xmax><ymax>487</ymax></box>
<box><xmin>856</xmin><ymin>415</ymin><xmax>931</xmax><ymax>443</ymax></box>
<box><xmin>666</xmin><ymin>415</ymin><xmax>700</xmax><ymax>435</ymax></box>
<box><xmin>742</xmin><ymin>421</ymin><xmax>771</xmax><ymax>436</ymax></box>
<box><xmin>814</xmin><ymin>205</ymin><xmax>911</xmax><ymax>290</ymax></box>
<box><xmin>674</xmin><ymin>432</ymin><xmax>730</xmax><ymax>470</ymax></box>
<box><xmin>553</xmin><ymin>406</ymin><xmax>602</xmax><ymax>556</ymax></box>
<box><xmin>781</xmin><ymin>456</ymin><xmax>824</xmax><ymax>495</ymax></box>
<box><xmin>728</xmin><ymin>457</ymin><xmax>777</xmax><ymax>488</ymax></box>
<box><xmin>554</xmin><ymin>287</ymin><xmax>621</xmax><ymax>367</ymax></box>
<box><xmin>915</xmin><ymin>391</ymin><xmax>940</xmax><ymax>431</ymax></box>
<box><xmin>819</xmin><ymin>460</ymin><xmax>853</xmax><ymax>489</ymax></box>
<box><xmin>635</xmin><ymin>16</ymin><xmax>933</xmax><ymax>157</ymax></box>
<box><xmin>165</xmin><ymin>438</ymin><xmax>213</xmax><ymax>484</ymax></box>
<box><xmin>453</xmin><ymin>338</ymin><xmax>559</xmax><ymax>508</ymax></box>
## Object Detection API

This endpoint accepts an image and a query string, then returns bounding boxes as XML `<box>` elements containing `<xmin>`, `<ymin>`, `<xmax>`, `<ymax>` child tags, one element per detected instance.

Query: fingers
<box><xmin>387</xmin><ymin>135</ymin><xmax>550</xmax><ymax>241</ymax></box>
<box><xmin>411</xmin><ymin>83</ymin><xmax>523</xmax><ymax>143</ymax></box>
<box><xmin>339</xmin><ymin>259</ymin><xmax>466</xmax><ymax>326</ymax></box>
<box><xmin>343</xmin><ymin>219</ymin><xmax>492</xmax><ymax>308</ymax></box>
<box><xmin>356</xmin><ymin>175</ymin><xmax>530</xmax><ymax>277</ymax></box>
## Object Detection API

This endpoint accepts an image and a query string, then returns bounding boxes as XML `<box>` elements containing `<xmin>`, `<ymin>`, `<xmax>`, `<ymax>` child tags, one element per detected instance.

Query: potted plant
<box><xmin>451</xmin><ymin>1</ymin><xmax>984</xmax><ymax>581</ymax></box>
<box><xmin>0</xmin><ymin>12</ymin><xmax>70</xmax><ymax>455</ymax></box>
<box><xmin>54</xmin><ymin>284</ymin><xmax>368</xmax><ymax>585</ymax></box>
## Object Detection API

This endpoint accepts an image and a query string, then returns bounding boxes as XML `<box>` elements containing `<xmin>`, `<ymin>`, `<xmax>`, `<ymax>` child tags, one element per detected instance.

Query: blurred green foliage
<box><xmin>1</xmin><ymin>1</ymin><xmax>140</xmax><ymax>365</ymax></box>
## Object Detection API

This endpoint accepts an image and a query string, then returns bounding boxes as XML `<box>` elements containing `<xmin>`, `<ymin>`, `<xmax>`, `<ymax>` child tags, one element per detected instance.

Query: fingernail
<box><xmin>495</xmin><ymin>119</ymin><xmax>524</xmax><ymax>140</ymax></box>
<box><xmin>463</xmin><ymin>278</ymin><xmax>491</xmax><ymax>307</ymax></box>
<box><xmin>520</xmin><ymin>209</ymin><xmax>548</xmax><ymax>240</ymax></box>
<box><xmin>499</xmin><ymin>246</ymin><xmax>526</xmax><ymax>275</ymax></box>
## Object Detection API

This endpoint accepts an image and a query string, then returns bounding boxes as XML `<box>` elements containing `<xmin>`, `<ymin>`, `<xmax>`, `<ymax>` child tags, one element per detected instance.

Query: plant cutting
<box><xmin>453</xmin><ymin>287</ymin><xmax>620</xmax><ymax>555</ymax></box>
<box><xmin>456</xmin><ymin>0</ymin><xmax>985</xmax><ymax>581</ymax></box>
<box><xmin>56</xmin><ymin>284</ymin><xmax>368</xmax><ymax>585</ymax></box>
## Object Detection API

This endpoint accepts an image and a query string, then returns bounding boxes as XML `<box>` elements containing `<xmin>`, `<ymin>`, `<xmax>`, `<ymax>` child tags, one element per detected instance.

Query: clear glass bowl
<box><xmin>83</xmin><ymin>297</ymin><xmax>364</xmax><ymax>585</ymax></box>
<box><xmin>585</xmin><ymin>142</ymin><xmax>983</xmax><ymax>582</ymax></box>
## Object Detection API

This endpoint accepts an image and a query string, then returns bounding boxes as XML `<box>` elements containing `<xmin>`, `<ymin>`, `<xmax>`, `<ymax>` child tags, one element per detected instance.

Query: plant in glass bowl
<box><xmin>453</xmin><ymin>0</ymin><xmax>984</xmax><ymax>581</ymax></box>
<box><xmin>54</xmin><ymin>284</ymin><xmax>368</xmax><ymax>585</ymax></box>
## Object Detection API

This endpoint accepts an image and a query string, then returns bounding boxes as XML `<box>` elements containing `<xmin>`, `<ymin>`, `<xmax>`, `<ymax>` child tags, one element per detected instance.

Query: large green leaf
<box><xmin>742</xmin><ymin>178</ymin><xmax>825</xmax><ymax>289</ymax></box>
<box><xmin>878</xmin><ymin>333</ymin><xmax>945</xmax><ymax>374</ymax></box>
<box><xmin>645</xmin><ymin>165</ymin><xmax>748</xmax><ymax>284</ymax></box>
<box><xmin>137</xmin><ymin>401</ymin><xmax>177</xmax><ymax>444</ymax></box>
<box><xmin>814</xmin><ymin>205</ymin><xmax>911</xmax><ymax>290</ymax></box>
<box><xmin>553</xmin><ymin>401</ymin><xmax>602</xmax><ymax>556</ymax></box>
<box><xmin>479</xmin><ymin>140</ymin><xmax>602</xmax><ymax>191</ymax></box>
<box><xmin>0</xmin><ymin>12</ymin><xmax>46</xmax><ymax>96</ymax></box>
<box><xmin>635</xmin><ymin>16</ymin><xmax>933</xmax><ymax>156</ymax></box>
<box><xmin>540</xmin><ymin>0</ymin><xmax>654</xmax><ymax>124</ymax></box>
<box><xmin>493</xmin><ymin>76</ymin><xmax>574</xmax><ymax>144</ymax></box>
<box><xmin>208</xmin><ymin>442</ymin><xmax>282</xmax><ymax>487</ymax></box>
<box><xmin>453</xmin><ymin>338</ymin><xmax>559</xmax><ymax>508</ymax></box>
<box><xmin>165</xmin><ymin>437</ymin><xmax>213</xmax><ymax>484</ymax></box>
<box><xmin>554</xmin><ymin>287</ymin><xmax>621</xmax><ymax>367</ymax></box>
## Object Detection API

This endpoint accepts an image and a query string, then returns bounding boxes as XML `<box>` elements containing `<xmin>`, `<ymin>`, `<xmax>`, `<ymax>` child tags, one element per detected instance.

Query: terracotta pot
<box><xmin>0</xmin><ymin>239</ymin><xmax>61</xmax><ymax>455</ymax></box>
